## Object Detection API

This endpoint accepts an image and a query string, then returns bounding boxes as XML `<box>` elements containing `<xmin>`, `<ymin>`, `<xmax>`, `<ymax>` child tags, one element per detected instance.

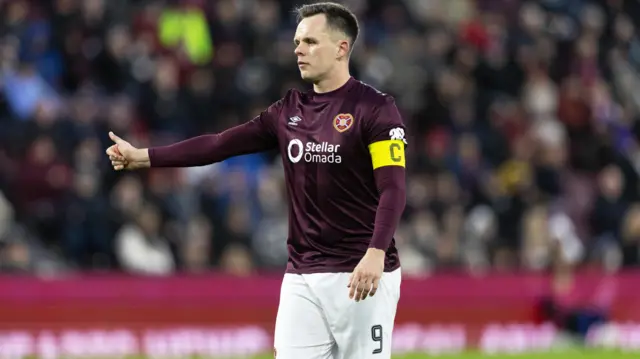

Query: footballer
<box><xmin>106</xmin><ymin>2</ymin><xmax>407</xmax><ymax>358</ymax></box>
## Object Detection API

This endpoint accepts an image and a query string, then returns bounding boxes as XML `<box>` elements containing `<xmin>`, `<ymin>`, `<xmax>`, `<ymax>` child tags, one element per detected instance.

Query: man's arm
<box><xmin>347</xmin><ymin>97</ymin><xmax>407</xmax><ymax>301</ymax></box>
<box><xmin>366</xmin><ymin>97</ymin><xmax>408</xmax><ymax>251</ymax></box>
<box><xmin>107</xmin><ymin>102</ymin><xmax>281</xmax><ymax>170</ymax></box>
<box><xmin>369</xmin><ymin>166</ymin><xmax>406</xmax><ymax>250</ymax></box>
<box><xmin>349</xmin><ymin>165</ymin><xmax>405</xmax><ymax>301</ymax></box>
<box><xmin>148</xmin><ymin>117</ymin><xmax>278</xmax><ymax>167</ymax></box>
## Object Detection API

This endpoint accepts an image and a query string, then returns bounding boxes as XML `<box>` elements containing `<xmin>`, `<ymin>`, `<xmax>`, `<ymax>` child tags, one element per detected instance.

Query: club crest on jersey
<box><xmin>333</xmin><ymin>113</ymin><xmax>354</xmax><ymax>133</ymax></box>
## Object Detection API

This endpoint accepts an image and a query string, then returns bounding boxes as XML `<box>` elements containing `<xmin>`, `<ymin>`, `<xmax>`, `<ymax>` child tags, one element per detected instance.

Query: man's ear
<box><xmin>337</xmin><ymin>39</ymin><xmax>350</xmax><ymax>59</ymax></box>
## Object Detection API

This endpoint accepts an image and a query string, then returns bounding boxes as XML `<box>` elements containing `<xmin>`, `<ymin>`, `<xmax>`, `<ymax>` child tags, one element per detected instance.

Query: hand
<box><xmin>105</xmin><ymin>132</ymin><xmax>150</xmax><ymax>171</ymax></box>
<box><xmin>348</xmin><ymin>248</ymin><xmax>385</xmax><ymax>302</ymax></box>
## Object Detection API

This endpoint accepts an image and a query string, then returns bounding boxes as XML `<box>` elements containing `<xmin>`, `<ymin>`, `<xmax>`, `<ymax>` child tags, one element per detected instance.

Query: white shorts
<box><xmin>274</xmin><ymin>268</ymin><xmax>401</xmax><ymax>359</ymax></box>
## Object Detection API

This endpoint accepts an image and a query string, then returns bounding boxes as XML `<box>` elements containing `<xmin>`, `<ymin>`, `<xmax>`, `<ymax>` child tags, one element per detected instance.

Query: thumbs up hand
<box><xmin>105</xmin><ymin>132</ymin><xmax>150</xmax><ymax>171</ymax></box>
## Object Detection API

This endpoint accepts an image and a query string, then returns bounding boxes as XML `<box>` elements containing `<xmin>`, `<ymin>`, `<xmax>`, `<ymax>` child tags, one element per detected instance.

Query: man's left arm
<box><xmin>368</xmin><ymin>166</ymin><xmax>406</xmax><ymax>250</ymax></box>
<box><xmin>348</xmin><ymin>97</ymin><xmax>407</xmax><ymax>302</ymax></box>
<box><xmin>367</xmin><ymin>97</ymin><xmax>407</xmax><ymax>252</ymax></box>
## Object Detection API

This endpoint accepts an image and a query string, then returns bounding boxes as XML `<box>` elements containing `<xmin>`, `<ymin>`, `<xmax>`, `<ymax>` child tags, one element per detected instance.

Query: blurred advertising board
<box><xmin>0</xmin><ymin>272</ymin><xmax>639</xmax><ymax>358</ymax></box>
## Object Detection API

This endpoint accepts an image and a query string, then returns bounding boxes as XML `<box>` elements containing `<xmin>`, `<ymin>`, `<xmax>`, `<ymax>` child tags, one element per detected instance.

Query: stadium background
<box><xmin>0</xmin><ymin>0</ymin><xmax>640</xmax><ymax>357</ymax></box>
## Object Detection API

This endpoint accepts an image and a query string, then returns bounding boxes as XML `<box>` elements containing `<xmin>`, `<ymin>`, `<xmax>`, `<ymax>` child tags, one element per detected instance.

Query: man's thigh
<box><xmin>274</xmin><ymin>273</ymin><xmax>336</xmax><ymax>359</ymax></box>
<box><xmin>304</xmin><ymin>268</ymin><xmax>402</xmax><ymax>359</ymax></box>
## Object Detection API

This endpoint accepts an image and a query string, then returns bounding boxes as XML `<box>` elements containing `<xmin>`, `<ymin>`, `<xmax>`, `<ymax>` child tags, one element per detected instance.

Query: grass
<box><xmin>21</xmin><ymin>349</ymin><xmax>640</xmax><ymax>358</ymax></box>
<box><xmin>377</xmin><ymin>354</ymin><xmax>637</xmax><ymax>359</ymax></box>
<box><xmin>232</xmin><ymin>350</ymin><xmax>640</xmax><ymax>359</ymax></box>
<box><xmin>392</xmin><ymin>354</ymin><xmax>631</xmax><ymax>358</ymax></box>
<box><xmin>332</xmin><ymin>353</ymin><xmax>631</xmax><ymax>358</ymax></box>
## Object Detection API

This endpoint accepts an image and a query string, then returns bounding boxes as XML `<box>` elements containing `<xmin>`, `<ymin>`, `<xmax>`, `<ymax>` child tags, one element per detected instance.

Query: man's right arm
<box><xmin>147</xmin><ymin>104</ymin><xmax>280</xmax><ymax>168</ymax></box>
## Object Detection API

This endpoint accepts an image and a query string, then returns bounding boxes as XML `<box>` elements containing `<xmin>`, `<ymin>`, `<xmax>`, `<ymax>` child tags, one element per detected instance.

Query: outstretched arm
<box><xmin>148</xmin><ymin>118</ymin><xmax>278</xmax><ymax>167</ymax></box>
<box><xmin>106</xmin><ymin>103</ymin><xmax>280</xmax><ymax>170</ymax></box>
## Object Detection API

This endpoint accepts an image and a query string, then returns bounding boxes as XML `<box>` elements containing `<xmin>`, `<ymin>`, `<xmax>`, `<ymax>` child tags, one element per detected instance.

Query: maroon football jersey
<box><xmin>257</xmin><ymin>78</ymin><xmax>406</xmax><ymax>273</ymax></box>
<box><xmin>149</xmin><ymin>77</ymin><xmax>407</xmax><ymax>274</ymax></box>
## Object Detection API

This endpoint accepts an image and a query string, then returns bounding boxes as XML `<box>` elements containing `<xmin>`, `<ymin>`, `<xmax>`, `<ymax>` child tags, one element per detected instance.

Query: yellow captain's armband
<box><xmin>368</xmin><ymin>140</ymin><xmax>406</xmax><ymax>169</ymax></box>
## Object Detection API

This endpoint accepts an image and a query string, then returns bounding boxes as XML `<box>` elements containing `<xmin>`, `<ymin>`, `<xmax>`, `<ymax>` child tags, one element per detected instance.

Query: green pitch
<box><xmin>24</xmin><ymin>351</ymin><xmax>640</xmax><ymax>358</ymax></box>
<box><xmin>246</xmin><ymin>350</ymin><xmax>637</xmax><ymax>359</ymax></box>
<box><xmin>113</xmin><ymin>354</ymin><xmax>640</xmax><ymax>359</ymax></box>
<box><xmin>406</xmin><ymin>354</ymin><xmax>634</xmax><ymax>359</ymax></box>
<box><xmin>403</xmin><ymin>354</ymin><xmax>633</xmax><ymax>359</ymax></box>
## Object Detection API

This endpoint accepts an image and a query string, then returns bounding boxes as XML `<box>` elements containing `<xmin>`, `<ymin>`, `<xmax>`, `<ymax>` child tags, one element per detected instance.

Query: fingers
<box><xmin>107</xmin><ymin>144</ymin><xmax>128</xmax><ymax>171</ymax></box>
<box><xmin>357</xmin><ymin>278</ymin><xmax>371</xmax><ymax>302</ymax></box>
<box><xmin>106</xmin><ymin>132</ymin><xmax>134</xmax><ymax>172</ymax></box>
<box><xmin>105</xmin><ymin>145</ymin><xmax>117</xmax><ymax>157</ymax></box>
<box><xmin>348</xmin><ymin>273</ymin><xmax>357</xmax><ymax>300</ymax></box>
<box><xmin>370</xmin><ymin>277</ymin><xmax>380</xmax><ymax>297</ymax></box>
<box><xmin>348</xmin><ymin>272</ymin><xmax>380</xmax><ymax>302</ymax></box>
<box><xmin>106</xmin><ymin>146</ymin><xmax>124</xmax><ymax>159</ymax></box>
<box><xmin>109</xmin><ymin>131</ymin><xmax>124</xmax><ymax>145</ymax></box>
<box><xmin>111</xmin><ymin>159</ymin><xmax>128</xmax><ymax>171</ymax></box>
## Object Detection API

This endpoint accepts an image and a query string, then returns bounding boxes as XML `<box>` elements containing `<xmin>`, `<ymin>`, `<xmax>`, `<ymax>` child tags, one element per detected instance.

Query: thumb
<box><xmin>109</xmin><ymin>131</ymin><xmax>125</xmax><ymax>145</ymax></box>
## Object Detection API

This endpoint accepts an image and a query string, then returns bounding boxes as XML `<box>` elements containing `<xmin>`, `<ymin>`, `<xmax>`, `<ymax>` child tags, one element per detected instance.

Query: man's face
<box><xmin>294</xmin><ymin>14</ymin><xmax>348</xmax><ymax>83</ymax></box>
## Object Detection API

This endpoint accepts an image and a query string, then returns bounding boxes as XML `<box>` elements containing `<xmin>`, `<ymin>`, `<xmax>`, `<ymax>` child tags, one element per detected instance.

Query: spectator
<box><xmin>219</xmin><ymin>241</ymin><xmax>254</xmax><ymax>277</ymax></box>
<box><xmin>2</xmin><ymin>62</ymin><xmax>61</xmax><ymax>120</ymax></box>
<box><xmin>0</xmin><ymin>191</ymin><xmax>14</xmax><ymax>239</ymax></box>
<box><xmin>621</xmin><ymin>204</ymin><xmax>640</xmax><ymax>266</ymax></box>
<box><xmin>63</xmin><ymin>171</ymin><xmax>110</xmax><ymax>269</ymax></box>
<box><xmin>180</xmin><ymin>214</ymin><xmax>213</xmax><ymax>273</ymax></box>
<box><xmin>13</xmin><ymin>135</ymin><xmax>70</xmax><ymax>247</ymax></box>
<box><xmin>590</xmin><ymin>165</ymin><xmax>628</xmax><ymax>243</ymax></box>
<box><xmin>115</xmin><ymin>202</ymin><xmax>175</xmax><ymax>275</ymax></box>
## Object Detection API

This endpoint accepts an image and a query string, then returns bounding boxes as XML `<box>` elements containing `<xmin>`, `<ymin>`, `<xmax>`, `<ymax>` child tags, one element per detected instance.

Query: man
<box><xmin>106</xmin><ymin>2</ymin><xmax>407</xmax><ymax>358</ymax></box>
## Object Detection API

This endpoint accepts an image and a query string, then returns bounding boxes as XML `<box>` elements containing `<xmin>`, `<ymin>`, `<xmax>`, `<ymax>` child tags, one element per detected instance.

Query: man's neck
<box><xmin>313</xmin><ymin>69</ymin><xmax>351</xmax><ymax>94</ymax></box>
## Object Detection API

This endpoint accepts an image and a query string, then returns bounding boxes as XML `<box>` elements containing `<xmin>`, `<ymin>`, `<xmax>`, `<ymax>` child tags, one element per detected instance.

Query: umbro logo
<box><xmin>288</xmin><ymin>116</ymin><xmax>302</xmax><ymax>126</ymax></box>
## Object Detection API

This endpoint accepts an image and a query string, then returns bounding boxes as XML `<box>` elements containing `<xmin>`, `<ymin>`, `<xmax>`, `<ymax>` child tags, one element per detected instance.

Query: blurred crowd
<box><xmin>0</xmin><ymin>0</ymin><xmax>639</xmax><ymax>277</ymax></box>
